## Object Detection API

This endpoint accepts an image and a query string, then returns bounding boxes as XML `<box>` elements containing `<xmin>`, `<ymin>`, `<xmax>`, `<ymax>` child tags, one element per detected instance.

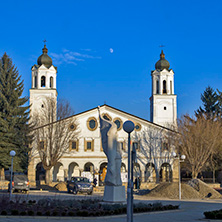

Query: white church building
<box><xmin>28</xmin><ymin>45</ymin><xmax>179</xmax><ymax>186</ymax></box>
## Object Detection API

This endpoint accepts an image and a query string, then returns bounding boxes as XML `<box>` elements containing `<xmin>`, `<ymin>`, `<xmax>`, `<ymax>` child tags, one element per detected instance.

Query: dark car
<box><xmin>8</xmin><ymin>174</ymin><xmax>29</xmax><ymax>193</ymax></box>
<box><xmin>67</xmin><ymin>177</ymin><xmax>93</xmax><ymax>195</ymax></box>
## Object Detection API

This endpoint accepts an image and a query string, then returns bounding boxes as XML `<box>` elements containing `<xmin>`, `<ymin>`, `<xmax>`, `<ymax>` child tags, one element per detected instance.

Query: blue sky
<box><xmin>1</xmin><ymin>0</ymin><xmax>222</xmax><ymax>120</ymax></box>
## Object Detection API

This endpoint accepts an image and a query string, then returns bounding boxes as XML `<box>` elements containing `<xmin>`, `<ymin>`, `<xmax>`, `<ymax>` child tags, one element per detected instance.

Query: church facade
<box><xmin>28</xmin><ymin>46</ymin><xmax>179</xmax><ymax>186</ymax></box>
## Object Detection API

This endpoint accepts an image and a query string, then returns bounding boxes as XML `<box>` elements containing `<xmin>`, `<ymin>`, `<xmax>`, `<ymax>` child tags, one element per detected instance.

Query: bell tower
<box><xmin>29</xmin><ymin>44</ymin><xmax>58</xmax><ymax>118</ymax></box>
<box><xmin>150</xmin><ymin>50</ymin><xmax>177</xmax><ymax>127</ymax></box>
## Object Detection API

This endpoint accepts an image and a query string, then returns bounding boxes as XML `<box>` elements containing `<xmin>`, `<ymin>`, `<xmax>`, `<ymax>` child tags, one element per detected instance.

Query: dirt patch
<box><xmin>146</xmin><ymin>182</ymin><xmax>200</xmax><ymax>199</ymax></box>
<box><xmin>54</xmin><ymin>182</ymin><xmax>67</xmax><ymax>191</ymax></box>
<box><xmin>36</xmin><ymin>184</ymin><xmax>57</xmax><ymax>191</ymax></box>
<box><xmin>188</xmin><ymin>179</ymin><xmax>221</xmax><ymax>199</ymax></box>
<box><xmin>145</xmin><ymin>180</ymin><xmax>222</xmax><ymax>199</ymax></box>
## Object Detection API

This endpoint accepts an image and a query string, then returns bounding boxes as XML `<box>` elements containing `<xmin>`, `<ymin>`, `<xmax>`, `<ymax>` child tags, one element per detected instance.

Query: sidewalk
<box><xmin>0</xmin><ymin>199</ymin><xmax>221</xmax><ymax>222</ymax></box>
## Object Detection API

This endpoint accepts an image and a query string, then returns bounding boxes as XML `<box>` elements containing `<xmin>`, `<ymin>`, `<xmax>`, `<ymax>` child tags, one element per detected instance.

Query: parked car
<box><xmin>8</xmin><ymin>174</ymin><xmax>29</xmax><ymax>193</ymax></box>
<box><xmin>67</xmin><ymin>177</ymin><xmax>93</xmax><ymax>195</ymax></box>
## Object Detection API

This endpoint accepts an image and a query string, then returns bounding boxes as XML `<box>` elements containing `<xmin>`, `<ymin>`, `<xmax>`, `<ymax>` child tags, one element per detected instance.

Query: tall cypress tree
<box><xmin>0</xmin><ymin>53</ymin><xmax>31</xmax><ymax>173</ymax></box>
<box><xmin>195</xmin><ymin>86</ymin><xmax>219</xmax><ymax>119</ymax></box>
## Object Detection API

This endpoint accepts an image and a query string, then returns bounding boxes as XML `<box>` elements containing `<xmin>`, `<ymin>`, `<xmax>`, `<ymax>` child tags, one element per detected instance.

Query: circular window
<box><xmin>134</xmin><ymin>123</ymin><xmax>142</xmax><ymax>131</ymax></box>
<box><xmin>102</xmin><ymin>113</ymin><xmax>112</xmax><ymax>121</ymax></box>
<box><xmin>87</xmin><ymin>117</ymin><xmax>98</xmax><ymax>131</ymax></box>
<box><xmin>69</xmin><ymin>123</ymin><xmax>76</xmax><ymax>131</ymax></box>
<box><xmin>113</xmin><ymin>117</ymin><xmax>123</xmax><ymax>131</ymax></box>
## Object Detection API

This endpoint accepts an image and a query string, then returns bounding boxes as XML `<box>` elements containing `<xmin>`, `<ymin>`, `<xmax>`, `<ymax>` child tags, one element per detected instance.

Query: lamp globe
<box><xmin>10</xmin><ymin>150</ymin><xmax>16</xmax><ymax>157</ymax></box>
<box><xmin>123</xmin><ymin>121</ymin><xmax>135</xmax><ymax>133</ymax></box>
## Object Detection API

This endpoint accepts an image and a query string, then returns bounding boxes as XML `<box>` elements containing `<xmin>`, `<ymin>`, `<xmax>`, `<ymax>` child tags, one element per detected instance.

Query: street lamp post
<box><xmin>9</xmin><ymin>150</ymin><xmax>16</xmax><ymax>200</ymax></box>
<box><xmin>173</xmin><ymin>152</ymin><xmax>186</xmax><ymax>200</ymax></box>
<box><xmin>123</xmin><ymin>120</ymin><xmax>135</xmax><ymax>222</ymax></box>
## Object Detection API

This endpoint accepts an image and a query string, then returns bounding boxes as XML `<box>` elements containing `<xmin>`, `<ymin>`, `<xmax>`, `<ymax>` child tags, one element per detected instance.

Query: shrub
<box><xmin>93</xmin><ymin>211</ymin><xmax>100</xmax><ymax>216</ymax></box>
<box><xmin>216</xmin><ymin>212</ymin><xmax>222</xmax><ymax>219</ymax></box>
<box><xmin>52</xmin><ymin>211</ymin><xmax>58</xmax><ymax>216</ymax></box>
<box><xmin>68</xmin><ymin>211</ymin><xmax>75</xmax><ymax>216</ymax></box>
<box><xmin>11</xmin><ymin>210</ymin><xmax>19</xmax><ymax>215</ymax></box>
<box><xmin>204</xmin><ymin>211</ymin><xmax>217</xmax><ymax>219</ymax></box>
<box><xmin>37</xmin><ymin>211</ymin><xmax>42</xmax><ymax>216</ymax></box>
<box><xmin>153</xmin><ymin>202</ymin><xmax>163</xmax><ymax>209</ymax></box>
<box><xmin>0</xmin><ymin>197</ymin><xmax>179</xmax><ymax>217</ymax></box>
<box><xmin>1</xmin><ymin>210</ymin><xmax>7</xmax><ymax>215</ymax></box>
<box><xmin>28</xmin><ymin>210</ymin><xmax>34</xmax><ymax>216</ymax></box>
<box><xmin>204</xmin><ymin>209</ymin><xmax>222</xmax><ymax>219</ymax></box>
<box><xmin>45</xmin><ymin>211</ymin><xmax>50</xmax><ymax>216</ymax></box>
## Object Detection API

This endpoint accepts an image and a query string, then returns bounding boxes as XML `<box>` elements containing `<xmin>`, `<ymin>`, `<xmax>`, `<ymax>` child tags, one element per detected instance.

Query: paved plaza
<box><xmin>0</xmin><ymin>191</ymin><xmax>221</xmax><ymax>222</ymax></box>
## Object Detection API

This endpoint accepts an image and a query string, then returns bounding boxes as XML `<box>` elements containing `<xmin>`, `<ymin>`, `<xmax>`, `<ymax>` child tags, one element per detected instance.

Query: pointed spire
<box><xmin>160</xmin><ymin>50</ymin><xmax>165</xmax><ymax>59</ymax></box>
<box><xmin>42</xmin><ymin>44</ymin><xmax>48</xmax><ymax>54</ymax></box>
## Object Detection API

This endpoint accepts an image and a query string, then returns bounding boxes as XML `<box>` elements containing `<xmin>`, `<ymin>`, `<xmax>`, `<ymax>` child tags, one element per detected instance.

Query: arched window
<box><xmin>41</xmin><ymin>76</ymin><xmax>46</xmax><ymax>87</ymax></box>
<box><xmin>163</xmin><ymin>80</ymin><xmax>167</xmax><ymax>94</ymax></box>
<box><xmin>50</xmin><ymin>77</ymin><xmax>53</xmax><ymax>88</ymax></box>
<box><xmin>156</xmin><ymin>80</ymin><xmax>159</xmax><ymax>94</ymax></box>
<box><xmin>34</xmin><ymin>76</ymin><xmax>37</xmax><ymax>88</ymax></box>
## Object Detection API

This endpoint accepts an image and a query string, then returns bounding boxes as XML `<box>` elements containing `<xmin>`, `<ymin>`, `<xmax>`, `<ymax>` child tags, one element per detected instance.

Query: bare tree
<box><xmin>176</xmin><ymin>115</ymin><xmax>222</xmax><ymax>179</ymax></box>
<box><xmin>134</xmin><ymin>125</ymin><xmax>175</xmax><ymax>183</ymax></box>
<box><xmin>32</xmin><ymin>97</ymin><xmax>79</xmax><ymax>184</ymax></box>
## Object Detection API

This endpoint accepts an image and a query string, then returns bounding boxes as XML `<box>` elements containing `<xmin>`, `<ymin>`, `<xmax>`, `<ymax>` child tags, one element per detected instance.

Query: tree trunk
<box><xmin>213</xmin><ymin>169</ymin><xmax>215</xmax><ymax>183</ymax></box>
<box><xmin>192</xmin><ymin>170</ymin><xmax>198</xmax><ymax>179</ymax></box>
<box><xmin>0</xmin><ymin>168</ymin><xmax>5</xmax><ymax>180</ymax></box>
<box><xmin>45</xmin><ymin>169</ymin><xmax>52</xmax><ymax>185</ymax></box>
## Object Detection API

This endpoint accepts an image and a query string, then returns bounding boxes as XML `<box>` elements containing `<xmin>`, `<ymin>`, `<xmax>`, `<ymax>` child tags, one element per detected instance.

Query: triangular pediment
<box><xmin>34</xmin><ymin>104</ymin><xmax>174</xmax><ymax>133</ymax></box>
<box><xmin>63</xmin><ymin>104</ymin><xmax>173</xmax><ymax>131</ymax></box>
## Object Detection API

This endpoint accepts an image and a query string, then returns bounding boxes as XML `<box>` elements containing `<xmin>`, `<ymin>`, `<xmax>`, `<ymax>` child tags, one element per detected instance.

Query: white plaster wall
<box><xmin>31</xmin><ymin>105</ymin><xmax>175</xmax><ymax>182</ymax></box>
<box><xmin>30</xmin><ymin>65</ymin><xmax>57</xmax><ymax>118</ymax></box>
<box><xmin>151</xmin><ymin>69</ymin><xmax>174</xmax><ymax>95</ymax></box>
<box><xmin>151</xmin><ymin>95</ymin><xmax>177</xmax><ymax>126</ymax></box>
<box><xmin>31</xmin><ymin>65</ymin><xmax>57</xmax><ymax>90</ymax></box>
<box><xmin>150</xmin><ymin>68</ymin><xmax>176</xmax><ymax>127</ymax></box>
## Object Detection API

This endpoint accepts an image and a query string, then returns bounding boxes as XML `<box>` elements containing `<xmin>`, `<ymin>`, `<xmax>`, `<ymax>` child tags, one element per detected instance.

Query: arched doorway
<box><xmin>133</xmin><ymin>163</ymin><xmax>141</xmax><ymax>189</ymax></box>
<box><xmin>53</xmin><ymin>162</ymin><xmax>64</xmax><ymax>182</ymax></box>
<box><xmin>84</xmin><ymin>162</ymin><xmax>94</xmax><ymax>172</ymax></box>
<box><xmin>160</xmin><ymin>163</ymin><xmax>172</xmax><ymax>182</ymax></box>
<box><xmin>36</xmin><ymin>162</ymin><xmax>45</xmax><ymax>185</ymax></box>
<box><xmin>82</xmin><ymin>162</ymin><xmax>94</xmax><ymax>182</ymax></box>
<box><xmin>121</xmin><ymin>162</ymin><xmax>128</xmax><ymax>183</ymax></box>
<box><xmin>68</xmin><ymin>162</ymin><xmax>79</xmax><ymax>180</ymax></box>
<box><xmin>145</xmin><ymin>163</ymin><xmax>156</xmax><ymax>182</ymax></box>
<box><xmin>99</xmin><ymin>162</ymin><xmax>107</xmax><ymax>185</ymax></box>
<box><xmin>121</xmin><ymin>163</ymin><xmax>126</xmax><ymax>172</ymax></box>
<box><xmin>133</xmin><ymin>162</ymin><xmax>141</xmax><ymax>178</ymax></box>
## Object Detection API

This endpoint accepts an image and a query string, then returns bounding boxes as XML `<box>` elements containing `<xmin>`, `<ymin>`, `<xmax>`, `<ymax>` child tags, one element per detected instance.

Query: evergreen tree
<box><xmin>0</xmin><ymin>53</ymin><xmax>32</xmax><ymax>173</ymax></box>
<box><xmin>195</xmin><ymin>86</ymin><xmax>219</xmax><ymax>119</ymax></box>
<box><xmin>216</xmin><ymin>89</ymin><xmax>222</xmax><ymax>117</ymax></box>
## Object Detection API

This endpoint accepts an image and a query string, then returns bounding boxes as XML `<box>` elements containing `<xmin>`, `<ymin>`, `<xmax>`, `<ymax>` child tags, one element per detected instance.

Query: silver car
<box><xmin>8</xmin><ymin>174</ymin><xmax>29</xmax><ymax>193</ymax></box>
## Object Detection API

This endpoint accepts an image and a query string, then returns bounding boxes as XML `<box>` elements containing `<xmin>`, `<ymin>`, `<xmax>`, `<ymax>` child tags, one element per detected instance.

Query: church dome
<box><xmin>155</xmin><ymin>50</ymin><xmax>170</xmax><ymax>71</ymax></box>
<box><xmin>37</xmin><ymin>45</ymin><xmax>53</xmax><ymax>68</ymax></box>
